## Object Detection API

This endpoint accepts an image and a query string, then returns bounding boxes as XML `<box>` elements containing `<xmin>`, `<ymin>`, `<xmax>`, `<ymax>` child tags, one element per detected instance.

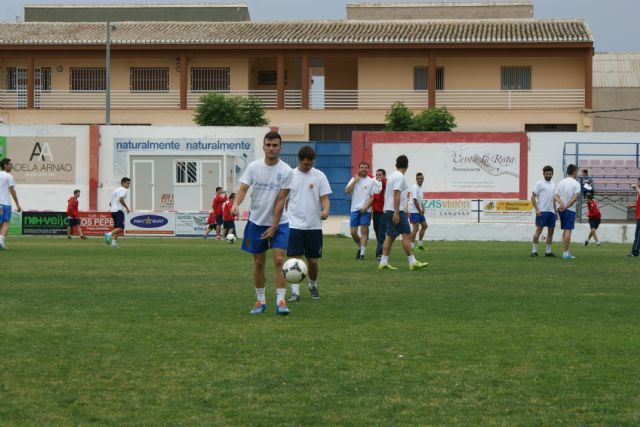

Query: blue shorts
<box><xmin>384</xmin><ymin>211</ymin><xmax>411</xmax><ymax>238</ymax></box>
<box><xmin>223</xmin><ymin>220</ymin><xmax>235</xmax><ymax>231</ymax></box>
<box><xmin>350</xmin><ymin>211</ymin><xmax>371</xmax><ymax>228</ymax></box>
<box><xmin>559</xmin><ymin>210</ymin><xmax>576</xmax><ymax>230</ymax></box>
<box><xmin>535</xmin><ymin>211</ymin><xmax>556</xmax><ymax>229</ymax></box>
<box><xmin>287</xmin><ymin>228</ymin><xmax>323</xmax><ymax>258</ymax></box>
<box><xmin>241</xmin><ymin>221</ymin><xmax>289</xmax><ymax>254</ymax></box>
<box><xmin>409</xmin><ymin>213</ymin><xmax>426</xmax><ymax>224</ymax></box>
<box><xmin>216</xmin><ymin>214</ymin><xmax>224</xmax><ymax>226</ymax></box>
<box><xmin>111</xmin><ymin>211</ymin><xmax>125</xmax><ymax>229</ymax></box>
<box><xmin>588</xmin><ymin>218</ymin><xmax>601</xmax><ymax>230</ymax></box>
<box><xmin>0</xmin><ymin>204</ymin><xmax>11</xmax><ymax>223</ymax></box>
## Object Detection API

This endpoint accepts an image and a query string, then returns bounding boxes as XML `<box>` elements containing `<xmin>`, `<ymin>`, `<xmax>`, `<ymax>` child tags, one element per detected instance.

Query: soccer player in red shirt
<box><xmin>212</xmin><ymin>187</ymin><xmax>228</xmax><ymax>240</ymax></box>
<box><xmin>66</xmin><ymin>189</ymin><xmax>87</xmax><ymax>240</ymax></box>
<box><xmin>203</xmin><ymin>209</ymin><xmax>216</xmax><ymax>239</ymax></box>
<box><xmin>372</xmin><ymin>168</ymin><xmax>387</xmax><ymax>259</ymax></box>
<box><xmin>222</xmin><ymin>193</ymin><xmax>237</xmax><ymax>241</ymax></box>
<box><xmin>584</xmin><ymin>193</ymin><xmax>601</xmax><ymax>246</ymax></box>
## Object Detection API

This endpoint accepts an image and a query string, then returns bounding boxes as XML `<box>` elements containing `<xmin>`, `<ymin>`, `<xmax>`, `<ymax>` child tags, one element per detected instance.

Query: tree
<box><xmin>384</xmin><ymin>101</ymin><xmax>414</xmax><ymax>131</ymax></box>
<box><xmin>194</xmin><ymin>93</ymin><xmax>268</xmax><ymax>126</ymax></box>
<box><xmin>384</xmin><ymin>101</ymin><xmax>456</xmax><ymax>131</ymax></box>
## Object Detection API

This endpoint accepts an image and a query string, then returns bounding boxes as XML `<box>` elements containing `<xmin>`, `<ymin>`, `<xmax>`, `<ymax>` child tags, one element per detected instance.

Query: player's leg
<box><xmin>630</xmin><ymin>220</ymin><xmax>640</xmax><ymax>256</ymax></box>
<box><xmin>418</xmin><ymin>220</ymin><xmax>427</xmax><ymax>246</ymax></box>
<box><xmin>379</xmin><ymin>212</ymin><xmax>398</xmax><ymax>270</ymax></box>
<box><xmin>0</xmin><ymin>209</ymin><xmax>9</xmax><ymax>248</ymax></box>
<box><xmin>349</xmin><ymin>211</ymin><xmax>361</xmax><ymax>254</ymax></box>
<box><xmin>286</xmin><ymin>228</ymin><xmax>304</xmax><ymax>302</ymax></box>
<box><xmin>306</xmin><ymin>230</ymin><xmax>322</xmax><ymax>299</ymax></box>
<box><xmin>545</xmin><ymin>225</ymin><xmax>556</xmax><ymax>256</ymax></box>
<box><xmin>359</xmin><ymin>224</ymin><xmax>369</xmax><ymax>259</ymax></box>
<box><xmin>250</xmin><ymin>252</ymin><xmax>268</xmax><ymax>314</ymax></box>
<box><xmin>270</xmin><ymin>223</ymin><xmax>290</xmax><ymax>314</ymax></box>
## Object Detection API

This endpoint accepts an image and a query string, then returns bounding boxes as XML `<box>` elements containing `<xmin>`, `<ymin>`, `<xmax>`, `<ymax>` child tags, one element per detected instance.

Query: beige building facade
<box><xmin>0</xmin><ymin>3</ymin><xmax>594</xmax><ymax>139</ymax></box>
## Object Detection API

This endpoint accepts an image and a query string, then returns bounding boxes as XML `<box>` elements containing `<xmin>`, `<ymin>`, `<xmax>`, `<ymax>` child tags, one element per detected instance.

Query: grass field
<box><xmin>1</xmin><ymin>235</ymin><xmax>639</xmax><ymax>425</ymax></box>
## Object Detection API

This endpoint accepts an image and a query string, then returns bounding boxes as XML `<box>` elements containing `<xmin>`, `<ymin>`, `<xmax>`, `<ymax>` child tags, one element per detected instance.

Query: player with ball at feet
<box><xmin>285</xmin><ymin>145</ymin><xmax>332</xmax><ymax>302</ymax></box>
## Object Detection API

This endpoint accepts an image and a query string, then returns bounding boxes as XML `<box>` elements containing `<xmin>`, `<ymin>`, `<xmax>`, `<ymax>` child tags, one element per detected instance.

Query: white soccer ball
<box><xmin>226</xmin><ymin>233</ymin><xmax>236</xmax><ymax>243</ymax></box>
<box><xmin>282</xmin><ymin>258</ymin><xmax>308</xmax><ymax>284</ymax></box>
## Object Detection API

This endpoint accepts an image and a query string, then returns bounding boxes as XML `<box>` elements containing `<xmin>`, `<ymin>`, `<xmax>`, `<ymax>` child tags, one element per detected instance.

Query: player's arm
<box><xmin>320</xmin><ymin>194</ymin><xmax>330</xmax><ymax>220</ymax></box>
<box><xmin>392</xmin><ymin>189</ymin><xmax>401</xmax><ymax>224</ymax></box>
<box><xmin>344</xmin><ymin>177</ymin><xmax>357</xmax><ymax>194</ymax></box>
<box><xmin>360</xmin><ymin>195</ymin><xmax>374</xmax><ymax>214</ymax></box>
<box><xmin>119</xmin><ymin>196</ymin><xmax>130</xmax><ymax>214</ymax></box>
<box><xmin>413</xmin><ymin>196</ymin><xmax>422</xmax><ymax>213</ymax></box>
<box><xmin>565</xmin><ymin>192</ymin><xmax>579</xmax><ymax>210</ymax></box>
<box><xmin>10</xmin><ymin>186</ymin><xmax>22</xmax><ymax>212</ymax></box>
<box><xmin>530</xmin><ymin>192</ymin><xmax>540</xmax><ymax>216</ymax></box>
<box><xmin>554</xmin><ymin>193</ymin><xmax>565</xmax><ymax>211</ymax></box>
<box><xmin>261</xmin><ymin>188</ymin><xmax>290</xmax><ymax>239</ymax></box>
<box><xmin>231</xmin><ymin>183</ymin><xmax>249</xmax><ymax>216</ymax></box>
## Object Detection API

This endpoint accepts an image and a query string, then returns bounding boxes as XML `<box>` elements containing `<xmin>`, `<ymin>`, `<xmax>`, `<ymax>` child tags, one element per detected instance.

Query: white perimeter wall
<box><xmin>0</xmin><ymin>125</ymin><xmax>90</xmax><ymax>211</ymax></box>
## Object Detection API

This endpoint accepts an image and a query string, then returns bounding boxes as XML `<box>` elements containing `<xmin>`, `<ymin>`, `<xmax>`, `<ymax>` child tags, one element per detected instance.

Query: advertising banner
<box><xmin>423</xmin><ymin>199</ymin><xmax>473</xmax><ymax>220</ymax></box>
<box><xmin>3</xmin><ymin>136</ymin><xmax>76</xmax><ymax>184</ymax></box>
<box><xmin>482</xmin><ymin>200</ymin><xmax>534</xmax><ymax>222</ymax></box>
<box><xmin>8</xmin><ymin>211</ymin><xmax>22</xmax><ymax>235</ymax></box>
<box><xmin>22</xmin><ymin>211</ymin><xmax>68</xmax><ymax>235</ymax></box>
<box><xmin>125</xmin><ymin>212</ymin><xmax>176</xmax><ymax>236</ymax></box>
<box><xmin>175</xmin><ymin>212</ymin><xmax>209</xmax><ymax>236</ymax></box>
<box><xmin>79</xmin><ymin>212</ymin><xmax>114</xmax><ymax>236</ymax></box>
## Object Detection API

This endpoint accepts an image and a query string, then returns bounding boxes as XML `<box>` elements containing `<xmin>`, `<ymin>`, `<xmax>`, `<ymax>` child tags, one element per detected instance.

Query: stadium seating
<box><xmin>577</xmin><ymin>157</ymin><xmax>639</xmax><ymax>194</ymax></box>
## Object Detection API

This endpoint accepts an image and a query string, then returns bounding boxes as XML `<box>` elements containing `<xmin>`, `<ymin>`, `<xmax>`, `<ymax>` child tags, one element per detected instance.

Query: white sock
<box><xmin>546</xmin><ymin>244</ymin><xmax>552</xmax><ymax>254</ymax></box>
<box><xmin>418</xmin><ymin>240</ymin><xmax>423</xmax><ymax>246</ymax></box>
<box><xmin>380</xmin><ymin>255</ymin><xmax>389</xmax><ymax>264</ymax></box>
<box><xmin>563</xmin><ymin>251</ymin><xmax>569</xmax><ymax>257</ymax></box>
<box><xmin>256</xmin><ymin>288</ymin><xmax>266</xmax><ymax>303</ymax></box>
<box><xmin>291</xmin><ymin>283</ymin><xmax>300</xmax><ymax>295</ymax></box>
<box><xmin>408</xmin><ymin>255</ymin><xmax>416</xmax><ymax>265</ymax></box>
<box><xmin>309</xmin><ymin>279</ymin><xmax>317</xmax><ymax>289</ymax></box>
<box><xmin>111</xmin><ymin>240</ymin><xmax>117</xmax><ymax>247</ymax></box>
<box><xmin>532</xmin><ymin>243</ymin><xmax>538</xmax><ymax>253</ymax></box>
<box><xmin>360</xmin><ymin>245</ymin><xmax>366</xmax><ymax>255</ymax></box>
<box><xmin>276</xmin><ymin>288</ymin><xmax>286</xmax><ymax>303</ymax></box>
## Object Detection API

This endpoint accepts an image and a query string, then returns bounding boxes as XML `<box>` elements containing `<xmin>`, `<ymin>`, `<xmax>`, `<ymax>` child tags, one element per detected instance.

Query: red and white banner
<box><xmin>79</xmin><ymin>212</ymin><xmax>114</xmax><ymax>236</ymax></box>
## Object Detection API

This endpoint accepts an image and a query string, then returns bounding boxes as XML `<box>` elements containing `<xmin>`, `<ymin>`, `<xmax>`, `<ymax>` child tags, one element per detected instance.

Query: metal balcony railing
<box><xmin>0</xmin><ymin>89</ymin><xmax>585</xmax><ymax>110</ymax></box>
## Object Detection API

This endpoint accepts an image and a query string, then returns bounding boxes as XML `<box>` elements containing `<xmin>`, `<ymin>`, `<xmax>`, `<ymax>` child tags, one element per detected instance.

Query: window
<box><xmin>191</xmin><ymin>67</ymin><xmax>230</xmax><ymax>91</ymax></box>
<box><xmin>258</xmin><ymin>70</ymin><xmax>277</xmax><ymax>85</ymax></box>
<box><xmin>414</xmin><ymin>67</ymin><xmax>444</xmax><ymax>90</ymax></box>
<box><xmin>70</xmin><ymin>67</ymin><xmax>105</xmax><ymax>91</ymax></box>
<box><xmin>5</xmin><ymin>67</ymin><xmax>50</xmax><ymax>92</ymax></box>
<box><xmin>175</xmin><ymin>160</ymin><xmax>198</xmax><ymax>184</ymax></box>
<box><xmin>130</xmin><ymin>67</ymin><xmax>169</xmax><ymax>92</ymax></box>
<box><xmin>501</xmin><ymin>66</ymin><xmax>531</xmax><ymax>90</ymax></box>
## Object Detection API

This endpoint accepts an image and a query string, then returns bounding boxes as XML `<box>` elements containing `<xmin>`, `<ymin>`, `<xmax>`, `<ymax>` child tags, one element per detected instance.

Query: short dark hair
<box><xmin>298</xmin><ymin>145</ymin><xmax>316</xmax><ymax>161</ymax></box>
<box><xmin>73</xmin><ymin>189</ymin><xmax>81</xmax><ymax>195</ymax></box>
<box><xmin>376</xmin><ymin>168</ymin><xmax>386</xmax><ymax>176</ymax></box>
<box><xmin>542</xmin><ymin>165</ymin><xmax>553</xmax><ymax>174</ymax></box>
<box><xmin>585</xmin><ymin>193</ymin><xmax>593</xmax><ymax>200</ymax></box>
<box><xmin>121</xmin><ymin>177</ymin><xmax>131</xmax><ymax>185</ymax></box>
<box><xmin>416</xmin><ymin>172</ymin><xmax>423</xmax><ymax>177</ymax></box>
<box><xmin>566</xmin><ymin>164</ymin><xmax>577</xmax><ymax>176</ymax></box>
<box><xmin>0</xmin><ymin>158</ymin><xmax>11</xmax><ymax>171</ymax></box>
<box><xmin>229</xmin><ymin>192</ymin><xmax>236</xmax><ymax>200</ymax></box>
<box><xmin>358</xmin><ymin>160</ymin><xmax>369</xmax><ymax>168</ymax></box>
<box><xmin>216</xmin><ymin>187</ymin><xmax>222</xmax><ymax>192</ymax></box>
<box><xmin>264</xmin><ymin>131</ymin><xmax>282</xmax><ymax>143</ymax></box>
<box><xmin>396</xmin><ymin>155</ymin><xmax>408</xmax><ymax>169</ymax></box>
<box><xmin>582</xmin><ymin>169</ymin><xmax>589</xmax><ymax>175</ymax></box>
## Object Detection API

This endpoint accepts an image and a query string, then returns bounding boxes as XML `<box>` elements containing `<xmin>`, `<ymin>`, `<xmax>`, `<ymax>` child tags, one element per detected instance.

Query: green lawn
<box><xmin>1</xmin><ymin>236</ymin><xmax>639</xmax><ymax>425</ymax></box>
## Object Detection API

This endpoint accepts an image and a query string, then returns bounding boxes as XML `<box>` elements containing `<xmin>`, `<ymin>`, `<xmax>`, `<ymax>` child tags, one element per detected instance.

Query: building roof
<box><xmin>0</xmin><ymin>19</ymin><xmax>592</xmax><ymax>46</ymax></box>
<box><xmin>24</xmin><ymin>3</ymin><xmax>250</xmax><ymax>23</ymax></box>
<box><xmin>346</xmin><ymin>2</ymin><xmax>533</xmax><ymax>20</ymax></box>
<box><xmin>593</xmin><ymin>53</ymin><xmax>640</xmax><ymax>88</ymax></box>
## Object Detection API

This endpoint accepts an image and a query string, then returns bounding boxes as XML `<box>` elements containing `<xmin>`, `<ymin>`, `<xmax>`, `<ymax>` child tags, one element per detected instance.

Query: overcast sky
<box><xmin>0</xmin><ymin>0</ymin><xmax>637</xmax><ymax>52</ymax></box>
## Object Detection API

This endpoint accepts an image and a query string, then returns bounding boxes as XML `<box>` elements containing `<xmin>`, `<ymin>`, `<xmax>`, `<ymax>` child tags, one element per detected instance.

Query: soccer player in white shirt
<box><xmin>232</xmin><ymin>131</ymin><xmax>293</xmax><ymax>315</ymax></box>
<box><xmin>285</xmin><ymin>146</ymin><xmax>332</xmax><ymax>302</ymax></box>
<box><xmin>104</xmin><ymin>177</ymin><xmax>131</xmax><ymax>248</ymax></box>
<box><xmin>345</xmin><ymin>161</ymin><xmax>378</xmax><ymax>260</ymax></box>
<box><xmin>0</xmin><ymin>158</ymin><xmax>22</xmax><ymax>250</ymax></box>
<box><xmin>554</xmin><ymin>164</ymin><xmax>582</xmax><ymax>259</ymax></box>
<box><xmin>378</xmin><ymin>155</ymin><xmax>428</xmax><ymax>271</ymax></box>
<box><xmin>408</xmin><ymin>172</ymin><xmax>428</xmax><ymax>251</ymax></box>
<box><xmin>530</xmin><ymin>165</ymin><xmax>557</xmax><ymax>257</ymax></box>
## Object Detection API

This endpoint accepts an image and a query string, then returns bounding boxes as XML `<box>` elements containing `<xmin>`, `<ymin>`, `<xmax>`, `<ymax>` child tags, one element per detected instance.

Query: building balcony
<box><xmin>0</xmin><ymin>89</ymin><xmax>585</xmax><ymax>111</ymax></box>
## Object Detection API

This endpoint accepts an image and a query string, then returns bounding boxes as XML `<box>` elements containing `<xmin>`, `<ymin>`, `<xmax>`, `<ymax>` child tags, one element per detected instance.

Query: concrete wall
<box><xmin>346</xmin><ymin>4</ymin><xmax>533</xmax><ymax>20</ymax></box>
<box><xmin>593</xmin><ymin>88</ymin><xmax>640</xmax><ymax>132</ymax></box>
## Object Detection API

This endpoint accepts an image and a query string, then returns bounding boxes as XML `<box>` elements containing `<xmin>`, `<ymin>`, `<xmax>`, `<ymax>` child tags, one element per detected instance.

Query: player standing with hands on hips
<box><xmin>231</xmin><ymin>131</ymin><xmax>293</xmax><ymax>315</ymax></box>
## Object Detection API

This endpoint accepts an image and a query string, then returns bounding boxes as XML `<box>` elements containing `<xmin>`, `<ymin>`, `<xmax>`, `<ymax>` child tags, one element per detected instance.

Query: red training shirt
<box><xmin>586</xmin><ymin>200</ymin><xmax>601</xmax><ymax>220</ymax></box>
<box><xmin>213</xmin><ymin>193</ymin><xmax>228</xmax><ymax>215</ymax></box>
<box><xmin>372</xmin><ymin>178</ymin><xmax>386</xmax><ymax>213</ymax></box>
<box><xmin>222</xmin><ymin>200</ymin><xmax>236</xmax><ymax>221</ymax></box>
<box><xmin>67</xmin><ymin>196</ymin><xmax>79</xmax><ymax>218</ymax></box>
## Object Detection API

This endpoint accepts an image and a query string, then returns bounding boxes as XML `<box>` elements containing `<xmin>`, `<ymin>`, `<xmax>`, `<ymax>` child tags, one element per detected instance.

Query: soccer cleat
<box><xmin>416</xmin><ymin>245</ymin><xmax>426</xmax><ymax>252</ymax></box>
<box><xmin>80</xmin><ymin>236</ymin><xmax>87</xmax><ymax>240</ymax></box>
<box><xmin>584</xmin><ymin>240</ymin><xmax>589</xmax><ymax>247</ymax></box>
<box><xmin>409</xmin><ymin>260</ymin><xmax>429</xmax><ymax>270</ymax></box>
<box><xmin>562</xmin><ymin>254</ymin><xmax>576</xmax><ymax>260</ymax></box>
<box><xmin>309</xmin><ymin>286</ymin><xmax>320</xmax><ymax>299</ymax></box>
<box><xmin>359</xmin><ymin>254</ymin><xmax>365</xmax><ymax>260</ymax></box>
<box><xmin>104</xmin><ymin>233</ymin><xmax>112</xmax><ymax>246</ymax></box>
<box><xmin>250</xmin><ymin>301</ymin><xmax>267</xmax><ymax>315</ymax></box>
<box><xmin>276</xmin><ymin>301</ymin><xmax>290</xmax><ymax>315</ymax></box>
<box><xmin>356</xmin><ymin>249</ymin><xmax>361</xmax><ymax>259</ymax></box>
<box><xmin>378</xmin><ymin>263</ymin><xmax>398</xmax><ymax>271</ymax></box>
<box><xmin>545</xmin><ymin>252</ymin><xmax>557</xmax><ymax>258</ymax></box>
<box><xmin>67</xmin><ymin>236</ymin><xmax>72</xmax><ymax>240</ymax></box>
<box><xmin>530</xmin><ymin>252</ymin><xmax>538</xmax><ymax>257</ymax></box>
<box><xmin>288</xmin><ymin>293</ymin><xmax>300</xmax><ymax>303</ymax></box>
<box><xmin>627</xmin><ymin>253</ymin><xmax>639</xmax><ymax>257</ymax></box>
